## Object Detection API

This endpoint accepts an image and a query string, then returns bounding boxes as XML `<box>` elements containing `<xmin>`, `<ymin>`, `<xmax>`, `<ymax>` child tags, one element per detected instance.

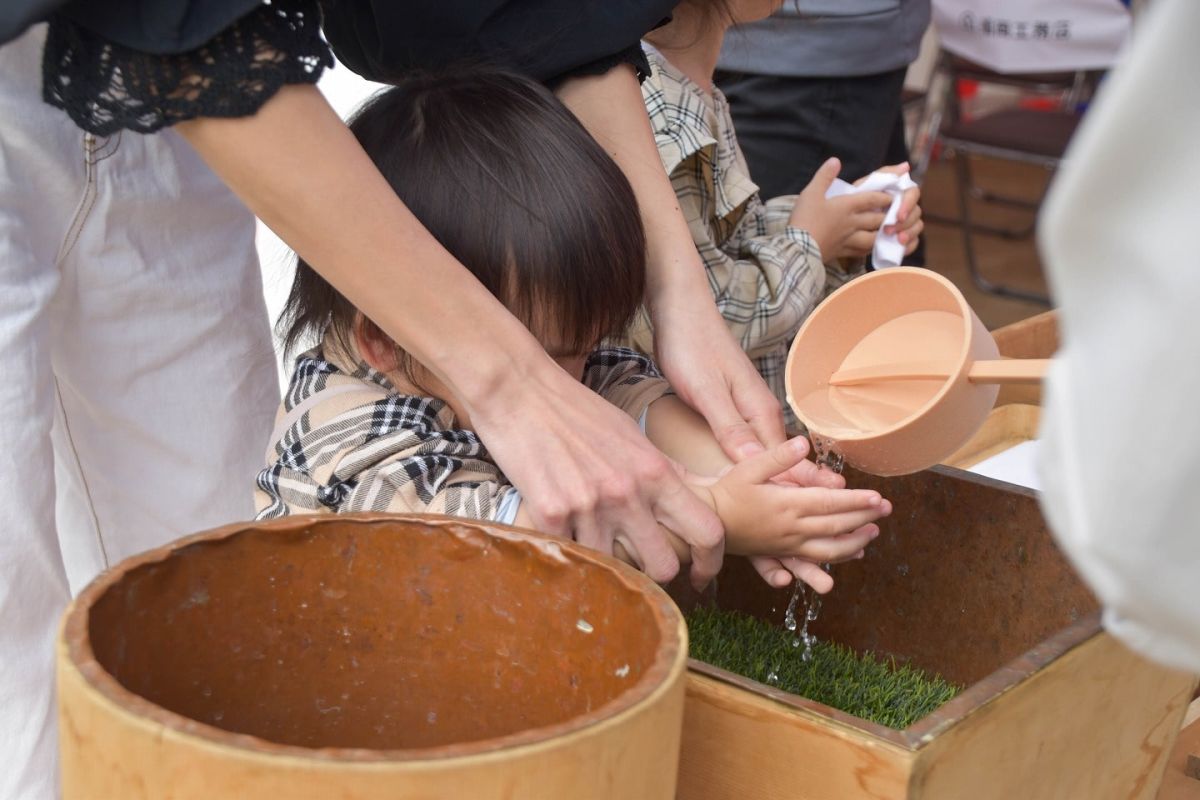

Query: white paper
<box><xmin>825</xmin><ymin>171</ymin><xmax>918</xmax><ymax>268</ymax></box>
<box><xmin>967</xmin><ymin>439</ymin><xmax>1042</xmax><ymax>490</ymax></box>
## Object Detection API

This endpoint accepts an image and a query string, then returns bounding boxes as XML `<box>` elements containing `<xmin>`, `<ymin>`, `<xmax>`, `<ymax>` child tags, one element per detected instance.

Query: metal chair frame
<box><xmin>912</xmin><ymin>50</ymin><xmax>1100</xmax><ymax>304</ymax></box>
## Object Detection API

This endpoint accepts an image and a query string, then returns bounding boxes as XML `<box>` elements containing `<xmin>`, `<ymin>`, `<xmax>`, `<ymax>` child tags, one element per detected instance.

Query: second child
<box><xmin>628</xmin><ymin>0</ymin><xmax>925</xmax><ymax>431</ymax></box>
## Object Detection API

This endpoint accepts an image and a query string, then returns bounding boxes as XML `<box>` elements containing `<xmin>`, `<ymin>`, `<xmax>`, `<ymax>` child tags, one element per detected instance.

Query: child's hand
<box><xmin>759</xmin><ymin>557</ymin><xmax>847</xmax><ymax>594</ymax></box>
<box><xmin>875</xmin><ymin>162</ymin><xmax>924</xmax><ymax>256</ymax></box>
<box><xmin>690</xmin><ymin>437</ymin><xmax>891</xmax><ymax>576</ymax></box>
<box><xmin>748</xmin><ymin>436</ymin><xmax>854</xmax><ymax>590</ymax></box>
<box><xmin>790</xmin><ymin>157</ymin><xmax>891</xmax><ymax>262</ymax></box>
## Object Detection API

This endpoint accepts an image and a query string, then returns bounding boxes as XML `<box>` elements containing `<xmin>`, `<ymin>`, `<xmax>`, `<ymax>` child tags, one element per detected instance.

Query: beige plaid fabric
<box><xmin>619</xmin><ymin>45</ymin><xmax>846</xmax><ymax>431</ymax></box>
<box><xmin>255</xmin><ymin>345</ymin><xmax>670</xmax><ymax>522</ymax></box>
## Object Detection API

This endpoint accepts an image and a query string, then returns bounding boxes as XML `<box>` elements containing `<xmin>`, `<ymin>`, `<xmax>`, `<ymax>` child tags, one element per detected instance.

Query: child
<box><xmin>255</xmin><ymin>68</ymin><xmax>891</xmax><ymax>590</ymax></box>
<box><xmin>627</xmin><ymin>1</ymin><xmax>925</xmax><ymax>431</ymax></box>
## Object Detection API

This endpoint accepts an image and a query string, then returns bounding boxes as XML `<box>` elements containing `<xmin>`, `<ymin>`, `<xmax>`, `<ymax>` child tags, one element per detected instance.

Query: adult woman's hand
<box><xmin>557</xmin><ymin>65</ymin><xmax>787</xmax><ymax>462</ymax></box>
<box><xmin>474</xmin><ymin>348</ymin><xmax>724</xmax><ymax>587</ymax></box>
<box><xmin>177</xmin><ymin>83</ymin><xmax>724</xmax><ymax>587</ymax></box>
<box><xmin>652</xmin><ymin>290</ymin><xmax>787</xmax><ymax>460</ymax></box>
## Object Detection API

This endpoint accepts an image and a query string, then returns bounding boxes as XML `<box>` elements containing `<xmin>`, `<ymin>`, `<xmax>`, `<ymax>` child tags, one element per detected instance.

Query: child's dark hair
<box><xmin>278</xmin><ymin>67</ymin><xmax>647</xmax><ymax>383</ymax></box>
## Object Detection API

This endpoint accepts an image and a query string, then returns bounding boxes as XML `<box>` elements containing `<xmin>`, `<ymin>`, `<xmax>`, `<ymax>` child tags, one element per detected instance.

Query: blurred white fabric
<box><xmin>1038</xmin><ymin>0</ymin><xmax>1200</xmax><ymax>673</ymax></box>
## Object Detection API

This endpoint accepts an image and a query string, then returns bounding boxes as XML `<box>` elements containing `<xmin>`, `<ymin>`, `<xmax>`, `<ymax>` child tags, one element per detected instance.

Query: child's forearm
<box><xmin>644</xmin><ymin>396</ymin><xmax>732</xmax><ymax>477</ymax></box>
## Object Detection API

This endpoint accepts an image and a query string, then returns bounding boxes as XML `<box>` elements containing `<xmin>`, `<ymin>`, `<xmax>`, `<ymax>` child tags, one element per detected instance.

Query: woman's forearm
<box><xmin>555</xmin><ymin>65</ymin><xmax>715</xmax><ymax>313</ymax></box>
<box><xmin>176</xmin><ymin>83</ymin><xmax>546</xmax><ymax>404</ymax></box>
<box><xmin>556</xmin><ymin>64</ymin><xmax>787</xmax><ymax>458</ymax></box>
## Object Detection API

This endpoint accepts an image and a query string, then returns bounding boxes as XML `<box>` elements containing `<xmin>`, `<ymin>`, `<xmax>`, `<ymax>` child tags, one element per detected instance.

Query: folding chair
<box><xmin>937</xmin><ymin>54</ymin><xmax>1097</xmax><ymax>303</ymax></box>
<box><xmin>917</xmin><ymin>1</ymin><xmax>1130</xmax><ymax>304</ymax></box>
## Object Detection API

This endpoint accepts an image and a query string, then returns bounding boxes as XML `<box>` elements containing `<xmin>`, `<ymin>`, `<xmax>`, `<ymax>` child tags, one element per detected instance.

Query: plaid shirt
<box><xmin>620</xmin><ymin>45</ymin><xmax>831</xmax><ymax>432</ymax></box>
<box><xmin>255</xmin><ymin>345</ymin><xmax>670</xmax><ymax>522</ymax></box>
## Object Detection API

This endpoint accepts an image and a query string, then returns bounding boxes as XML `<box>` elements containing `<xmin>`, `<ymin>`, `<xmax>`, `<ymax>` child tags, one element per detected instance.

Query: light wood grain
<box><xmin>59</xmin><ymin>631</ymin><xmax>687</xmax><ymax>799</ymax></box>
<box><xmin>943</xmin><ymin>403</ymin><xmax>1040</xmax><ymax>469</ymax></box>
<box><xmin>676</xmin><ymin>672</ymin><xmax>915</xmax><ymax>800</ymax></box>
<box><xmin>1156</xmin><ymin>700</ymin><xmax>1200</xmax><ymax>800</ymax></box>
<box><xmin>911</xmin><ymin>633</ymin><xmax>1196</xmax><ymax>800</ymax></box>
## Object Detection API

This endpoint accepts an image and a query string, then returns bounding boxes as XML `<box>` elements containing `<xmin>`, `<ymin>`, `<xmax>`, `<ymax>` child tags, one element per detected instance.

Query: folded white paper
<box><xmin>825</xmin><ymin>171</ymin><xmax>919</xmax><ymax>268</ymax></box>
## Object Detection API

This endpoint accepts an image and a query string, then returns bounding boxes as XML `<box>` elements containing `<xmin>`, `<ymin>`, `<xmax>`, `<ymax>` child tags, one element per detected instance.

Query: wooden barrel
<box><xmin>58</xmin><ymin>514</ymin><xmax>687</xmax><ymax>798</ymax></box>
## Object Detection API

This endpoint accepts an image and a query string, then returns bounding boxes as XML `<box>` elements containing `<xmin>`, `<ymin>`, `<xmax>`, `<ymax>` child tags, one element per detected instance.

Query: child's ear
<box><xmin>353</xmin><ymin>314</ymin><xmax>399</xmax><ymax>373</ymax></box>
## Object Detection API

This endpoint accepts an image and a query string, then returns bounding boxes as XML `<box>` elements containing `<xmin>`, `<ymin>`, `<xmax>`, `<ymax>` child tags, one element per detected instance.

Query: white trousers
<box><xmin>0</xmin><ymin>26</ymin><xmax>278</xmax><ymax>799</ymax></box>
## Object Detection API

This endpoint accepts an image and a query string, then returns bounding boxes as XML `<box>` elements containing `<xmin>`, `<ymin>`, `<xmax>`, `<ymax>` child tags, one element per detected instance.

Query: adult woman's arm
<box><xmin>176</xmin><ymin>83</ymin><xmax>723</xmax><ymax>587</ymax></box>
<box><xmin>555</xmin><ymin>65</ymin><xmax>788</xmax><ymax>460</ymax></box>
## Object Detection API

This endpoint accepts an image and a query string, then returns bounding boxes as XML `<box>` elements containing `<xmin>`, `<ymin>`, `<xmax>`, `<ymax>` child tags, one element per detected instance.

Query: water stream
<box><xmin>787</xmin><ymin>434</ymin><xmax>845</xmax><ymax>663</ymax></box>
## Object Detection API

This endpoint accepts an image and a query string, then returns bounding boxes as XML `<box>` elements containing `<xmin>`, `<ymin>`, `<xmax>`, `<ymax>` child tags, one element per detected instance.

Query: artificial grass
<box><xmin>686</xmin><ymin>607</ymin><xmax>961</xmax><ymax>729</ymax></box>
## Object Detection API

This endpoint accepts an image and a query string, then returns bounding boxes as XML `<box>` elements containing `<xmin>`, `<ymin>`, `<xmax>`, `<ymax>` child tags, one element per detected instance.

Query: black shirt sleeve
<box><xmin>319</xmin><ymin>0</ymin><xmax>674</xmax><ymax>87</ymax></box>
<box><xmin>42</xmin><ymin>0</ymin><xmax>332</xmax><ymax>135</ymax></box>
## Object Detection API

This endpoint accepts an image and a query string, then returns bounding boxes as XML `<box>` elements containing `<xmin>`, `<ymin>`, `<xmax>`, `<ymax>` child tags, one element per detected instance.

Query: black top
<box><xmin>19</xmin><ymin>0</ymin><xmax>263</xmax><ymax>54</ymax></box>
<box><xmin>41</xmin><ymin>1</ymin><xmax>332</xmax><ymax>135</ymax></box>
<box><xmin>320</xmin><ymin>0</ymin><xmax>674</xmax><ymax>86</ymax></box>
<box><xmin>2</xmin><ymin>0</ymin><xmax>676</xmax><ymax>135</ymax></box>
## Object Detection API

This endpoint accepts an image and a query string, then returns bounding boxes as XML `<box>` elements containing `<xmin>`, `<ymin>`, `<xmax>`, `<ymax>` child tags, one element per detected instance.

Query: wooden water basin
<box><xmin>674</xmin><ymin>466</ymin><xmax>1195</xmax><ymax>800</ymax></box>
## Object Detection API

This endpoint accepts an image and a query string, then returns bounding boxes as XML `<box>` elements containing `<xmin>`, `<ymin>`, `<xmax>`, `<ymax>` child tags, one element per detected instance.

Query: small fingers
<box><xmin>749</xmin><ymin>555</ymin><xmax>794</xmax><ymax>588</ymax></box>
<box><xmin>728</xmin><ymin>437</ymin><xmax>811</xmax><ymax>485</ymax></box>
<box><xmin>895</xmin><ymin>187</ymin><xmax>921</xmax><ymax>224</ymax></box>
<box><xmin>901</xmin><ymin>219</ymin><xmax>925</xmax><ymax>253</ymax></box>
<box><xmin>889</xmin><ymin>203</ymin><xmax>923</xmax><ymax>235</ymax></box>
<box><xmin>842</xmin><ymin>230</ymin><xmax>877</xmax><ymax>257</ymax></box>
<box><xmin>799</xmin><ymin>500</ymin><xmax>893</xmax><ymax>539</ymax></box>
<box><xmin>846</xmin><ymin>191</ymin><xmax>893</xmax><ymax>213</ymax></box>
<box><xmin>793</xmin><ymin>524</ymin><xmax>880</xmax><ymax>562</ymax></box>
<box><xmin>800</xmin><ymin>487</ymin><xmax>886</xmax><ymax>515</ymax></box>
<box><xmin>772</xmin><ymin>458</ymin><xmax>846</xmax><ymax>489</ymax></box>
<box><xmin>782</xmin><ymin>559</ymin><xmax>834</xmax><ymax>594</ymax></box>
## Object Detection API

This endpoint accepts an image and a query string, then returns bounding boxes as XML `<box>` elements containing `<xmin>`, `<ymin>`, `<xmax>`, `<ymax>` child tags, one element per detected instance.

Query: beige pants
<box><xmin>0</xmin><ymin>25</ymin><xmax>277</xmax><ymax>798</ymax></box>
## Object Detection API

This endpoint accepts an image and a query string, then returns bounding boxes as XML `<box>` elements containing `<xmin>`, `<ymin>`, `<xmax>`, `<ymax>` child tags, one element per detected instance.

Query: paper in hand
<box><xmin>825</xmin><ymin>171</ymin><xmax>919</xmax><ymax>268</ymax></box>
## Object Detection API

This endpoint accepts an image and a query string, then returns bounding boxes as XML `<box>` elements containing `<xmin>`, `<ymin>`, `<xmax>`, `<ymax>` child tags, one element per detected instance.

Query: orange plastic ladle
<box><xmin>828</xmin><ymin>358</ymin><xmax>1051</xmax><ymax>387</ymax></box>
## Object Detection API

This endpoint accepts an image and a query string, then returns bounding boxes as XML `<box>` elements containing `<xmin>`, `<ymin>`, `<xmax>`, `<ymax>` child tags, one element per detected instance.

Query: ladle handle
<box><xmin>967</xmin><ymin>359</ymin><xmax>1051</xmax><ymax>384</ymax></box>
<box><xmin>828</xmin><ymin>358</ymin><xmax>1051</xmax><ymax>387</ymax></box>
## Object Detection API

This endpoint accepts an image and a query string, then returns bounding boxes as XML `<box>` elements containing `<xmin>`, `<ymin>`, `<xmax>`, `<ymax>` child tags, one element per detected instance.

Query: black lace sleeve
<box><xmin>42</xmin><ymin>0</ymin><xmax>333</xmax><ymax>135</ymax></box>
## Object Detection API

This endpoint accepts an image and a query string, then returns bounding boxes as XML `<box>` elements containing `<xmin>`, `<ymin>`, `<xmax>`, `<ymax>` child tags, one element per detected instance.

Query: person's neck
<box><xmin>644</xmin><ymin>9</ymin><xmax>728</xmax><ymax>92</ymax></box>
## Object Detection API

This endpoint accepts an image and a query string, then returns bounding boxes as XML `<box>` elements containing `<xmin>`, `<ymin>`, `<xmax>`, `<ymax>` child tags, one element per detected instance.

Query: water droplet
<box><xmin>783</xmin><ymin>581</ymin><xmax>802</xmax><ymax>632</ymax></box>
<box><xmin>427</xmin><ymin>711</ymin><xmax>437</xmax><ymax>724</ymax></box>
<box><xmin>614</xmin><ymin>664</ymin><xmax>630</xmax><ymax>678</ymax></box>
<box><xmin>576</xmin><ymin>619</ymin><xmax>594</xmax><ymax>634</ymax></box>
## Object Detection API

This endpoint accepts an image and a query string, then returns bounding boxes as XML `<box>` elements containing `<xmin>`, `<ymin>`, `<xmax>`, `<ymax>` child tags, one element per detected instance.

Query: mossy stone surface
<box><xmin>687</xmin><ymin>607</ymin><xmax>960</xmax><ymax>729</ymax></box>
